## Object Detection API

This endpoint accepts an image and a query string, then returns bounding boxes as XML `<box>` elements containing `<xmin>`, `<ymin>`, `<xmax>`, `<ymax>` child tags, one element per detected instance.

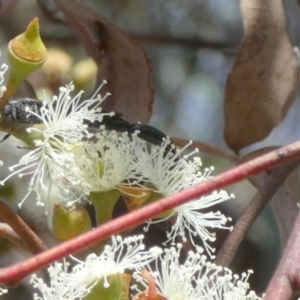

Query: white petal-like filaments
<box><xmin>0</xmin><ymin>82</ymin><xmax>111</xmax><ymax>210</ymax></box>
<box><xmin>168</xmin><ymin>190</ymin><xmax>234</xmax><ymax>257</ymax></box>
<box><xmin>74</xmin><ymin>131</ymin><xmax>148</xmax><ymax>195</ymax></box>
<box><xmin>141</xmin><ymin>138</ymin><xmax>234</xmax><ymax>257</ymax></box>
<box><xmin>30</xmin><ymin>235</ymin><xmax>162</xmax><ymax>299</ymax></box>
<box><xmin>133</xmin><ymin>245</ymin><xmax>261</xmax><ymax>300</ymax></box>
<box><xmin>0</xmin><ymin>58</ymin><xmax>8</xmax><ymax>97</ymax></box>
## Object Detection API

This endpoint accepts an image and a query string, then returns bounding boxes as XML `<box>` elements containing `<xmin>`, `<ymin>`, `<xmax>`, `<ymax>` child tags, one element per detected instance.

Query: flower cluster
<box><xmin>0</xmin><ymin>82</ymin><xmax>113</xmax><ymax>212</ymax></box>
<box><xmin>132</xmin><ymin>244</ymin><xmax>262</xmax><ymax>300</ymax></box>
<box><xmin>30</xmin><ymin>238</ymin><xmax>261</xmax><ymax>300</ymax></box>
<box><xmin>0</xmin><ymin>81</ymin><xmax>233</xmax><ymax>255</ymax></box>
<box><xmin>140</xmin><ymin>138</ymin><xmax>233</xmax><ymax>256</ymax></box>
<box><xmin>30</xmin><ymin>235</ymin><xmax>162</xmax><ymax>300</ymax></box>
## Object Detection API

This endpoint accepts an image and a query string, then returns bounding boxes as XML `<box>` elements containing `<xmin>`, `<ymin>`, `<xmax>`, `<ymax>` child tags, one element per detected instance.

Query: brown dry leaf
<box><xmin>224</xmin><ymin>0</ymin><xmax>299</xmax><ymax>153</ymax></box>
<box><xmin>55</xmin><ymin>0</ymin><xmax>153</xmax><ymax>123</ymax></box>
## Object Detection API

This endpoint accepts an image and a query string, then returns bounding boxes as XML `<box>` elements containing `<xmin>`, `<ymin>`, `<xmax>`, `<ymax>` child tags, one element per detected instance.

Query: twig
<box><xmin>264</xmin><ymin>207</ymin><xmax>300</xmax><ymax>299</ymax></box>
<box><xmin>215</xmin><ymin>161</ymin><xmax>300</xmax><ymax>267</ymax></box>
<box><xmin>172</xmin><ymin>137</ymin><xmax>237</xmax><ymax>164</ymax></box>
<box><xmin>132</xmin><ymin>34</ymin><xmax>237</xmax><ymax>53</ymax></box>
<box><xmin>0</xmin><ymin>199</ymin><xmax>47</xmax><ymax>254</ymax></box>
<box><xmin>0</xmin><ymin>140</ymin><xmax>300</xmax><ymax>283</ymax></box>
<box><xmin>0</xmin><ymin>223</ymin><xmax>22</xmax><ymax>248</ymax></box>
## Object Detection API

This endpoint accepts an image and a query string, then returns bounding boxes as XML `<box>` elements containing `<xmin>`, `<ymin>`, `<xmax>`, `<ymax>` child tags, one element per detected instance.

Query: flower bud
<box><xmin>0</xmin><ymin>18</ymin><xmax>47</xmax><ymax>107</ymax></box>
<box><xmin>72</xmin><ymin>57</ymin><xmax>97</xmax><ymax>92</ymax></box>
<box><xmin>52</xmin><ymin>204</ymin><xmax>92</xmax><ymax>241</ymax></box>
<box><xmin>84</xmin><ymin>274</ymin><xmax>130</xmax><ymax>300</ymax></box>
<box><xmin>9</xmin><ymin>17</ymin><xmax>47</xmax><ymax>73</ymax></box>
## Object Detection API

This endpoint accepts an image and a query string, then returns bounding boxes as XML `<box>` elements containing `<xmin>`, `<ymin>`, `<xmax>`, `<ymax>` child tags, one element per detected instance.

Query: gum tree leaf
<box><xmin>55</xmin><ymin>0</ymin><xmax>153</xmax><ymax>123</ymax></box>
<box><xmin>224</xmin><ymin>0</ymin><xmax>299</xmax><ymax>153</ymax></box>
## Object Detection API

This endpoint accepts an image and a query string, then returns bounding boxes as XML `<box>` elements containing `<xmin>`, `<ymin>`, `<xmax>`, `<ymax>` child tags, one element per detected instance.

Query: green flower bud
<box><xmin>52</xmin><ymin>204</ymin><xmax>92</xmax><ymax>241</ymax></box>
<box><xmin>84</xmin><ymin>274</ymin><xmax>130</xmax><ymax>300</ymax></box>
<box><xmin>0</xmin><ymin>18</ymin><xmax>47</xmax><ymax>108</ymax></box>
<box><xmin>72</xmin><ymin>57</ymin><xmax>97</xmax><ymax>92</ymax></box>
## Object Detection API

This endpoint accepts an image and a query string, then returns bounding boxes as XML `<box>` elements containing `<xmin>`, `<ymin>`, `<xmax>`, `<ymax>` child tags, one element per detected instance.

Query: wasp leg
<box><xmin>0</xmin><ymin>134</ymin><xmax>11</xmax><ymax>143</ymax></box>
<box><xmin>17</xmin><ymin>145</ymin><xmax>30</xmax><ymax>150</ymax></box>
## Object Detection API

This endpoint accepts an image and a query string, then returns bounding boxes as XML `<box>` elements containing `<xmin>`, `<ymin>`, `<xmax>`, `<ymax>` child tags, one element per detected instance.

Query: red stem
<box><xmin>0</xmin><ymin>199</ymin><xmax>47</xmax><ymax>254</ymax></box>
<box><xmin>215</xmin><ymin>162</ymin><xmax>299</xmax><ymax>267</ymax></box>
<box><xmin>0</xmin><ymin>141</ymin><xmax>300</xmax><ymax>283</ymax></box>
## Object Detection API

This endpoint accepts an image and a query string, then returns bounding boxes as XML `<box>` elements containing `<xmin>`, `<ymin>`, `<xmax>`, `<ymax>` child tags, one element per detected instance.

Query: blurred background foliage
<box><xmin>1</xmin><ymin>0</ymin><xmax>300</xmax><ymax>298</ymax></box>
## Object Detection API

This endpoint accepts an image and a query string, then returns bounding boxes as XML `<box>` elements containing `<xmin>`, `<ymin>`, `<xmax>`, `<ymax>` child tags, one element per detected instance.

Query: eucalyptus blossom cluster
<box><xmin>132</xmin><ymin>243</ymin><xmax>262</xmax><ymax>300</ymax></box>
<box><xmin>0</xmin><ymin>80</ymin><xmax>234</xmax><ymax>256</ymax></box>
<box><xmin>30</xmin><ymin>235</ymin><xmax>161</xmax><ymax>300</ymax></box>
<box><xmin>30</xmin><ymin>235</ymin><xmax>262</xmax><ymax>300</ymax></box>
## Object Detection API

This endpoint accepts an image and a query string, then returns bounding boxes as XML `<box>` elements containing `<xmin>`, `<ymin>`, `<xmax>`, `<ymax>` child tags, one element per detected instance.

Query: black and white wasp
<box><xmin>2</xmin><ymin>98</ymin><xmax>174</xmax><ymax>153</ymax></box>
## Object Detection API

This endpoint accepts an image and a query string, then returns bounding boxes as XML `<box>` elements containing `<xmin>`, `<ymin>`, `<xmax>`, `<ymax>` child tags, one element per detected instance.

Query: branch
<box><xmin>264</xmin><ymin>208</ymin><xmax>300</xmax><ymax>299</ymax></box>
<box><xmin>215</xmin><ymin>161</ymin><xmax>299</xmax><ymax>267</ymax></box>
<box><xmin>132</xmin><ymin>34</ymin><xmax>237</xmax><ymax>53</ymax></box>
<box><xmin>1</xmin><ymin>140</ymin><xmax>300</xmax><ymax>283</ymax></box>
<box><xmin>0</xmin><ymin>223</ymin><xmax>22</xmax><ymax>248</ymax></box>
<box><xmin>38</xmin><ymin>0</ymin><xmax>238</xmax><ymax>52</ymax></box>
<box><xmin>0</xmin><ymin>199</ymin><xmax>47</xmax><ymax>254</ymax></box>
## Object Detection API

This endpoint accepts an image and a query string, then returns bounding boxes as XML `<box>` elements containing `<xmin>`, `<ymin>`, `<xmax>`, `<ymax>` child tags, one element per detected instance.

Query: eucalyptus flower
<box><xmin>141</xmin><ymin>138</ymin><xmax>233</xmax><ymax>257</ymax></box>
<box><xmin>132</xmin><ymin>244</ymin><xmax>261</xmax><ymax>300</ymax></box>
<box><xmin>30</xmin><ymin>235</ymin><xmax>162</xmax><ymax>300</ymax></box>
<box><xmin>74</xmin><ymin>130</ymin><xmax>146</xmax><ymax>194</ymax></box>
<box><xmin>0</xmin><ymin>82</ymin><xmax>112</xmax><ymax>212</ymax></box>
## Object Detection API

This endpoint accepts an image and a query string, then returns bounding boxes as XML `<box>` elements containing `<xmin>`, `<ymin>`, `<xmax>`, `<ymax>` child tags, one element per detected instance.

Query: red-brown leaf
<box><xmin>224</xmin><ymin>0</ymin><xmax>299</xmax><ymax>153</ymax></box>
<box><xmin>55</xmin><ymin>0</ymin><xmax>153</xmax><ymax>123</ymax></box>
